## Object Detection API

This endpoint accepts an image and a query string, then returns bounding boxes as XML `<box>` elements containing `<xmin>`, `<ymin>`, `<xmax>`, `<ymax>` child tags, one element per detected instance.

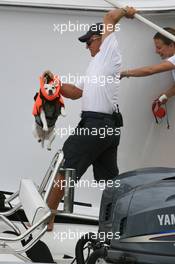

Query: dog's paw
<box><xmin>43</xmin><ymin>126</ymin><xmax>48</xmax><ymax>132</ymax></box>
<box><xmin>60</xmin><ymin>107</ymin><xmax>66</xmax><ymax>117</ymax></box>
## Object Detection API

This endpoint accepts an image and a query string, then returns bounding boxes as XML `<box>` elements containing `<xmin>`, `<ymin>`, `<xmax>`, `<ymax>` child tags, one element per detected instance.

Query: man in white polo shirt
<box><xmin>121</xmin><ymin>27</ymin><xmax>175</xmax><ymax>103</ymax></box>
<box><xmin>47</xmin><ymin>6</ymin><xmax>137</xmax><ymax>230</ymax></box>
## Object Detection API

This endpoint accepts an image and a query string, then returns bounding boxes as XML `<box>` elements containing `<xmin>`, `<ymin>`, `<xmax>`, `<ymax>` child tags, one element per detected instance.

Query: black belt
<box><xmin>81</xmin><ymin>111</ymin><xmax>114</xmax><ymax>120</ymax></box>
<box><xmin>81</xmin><ymin>111</ymin><xmax>123</xmax><ymax>127</ymax></box>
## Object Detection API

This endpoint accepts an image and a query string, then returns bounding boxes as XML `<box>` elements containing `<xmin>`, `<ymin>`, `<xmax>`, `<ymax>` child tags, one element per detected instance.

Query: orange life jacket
<box><xmin>32</xmin><ymin>75</ymin><xmax>64</xmax><ymax>116</ymax></box>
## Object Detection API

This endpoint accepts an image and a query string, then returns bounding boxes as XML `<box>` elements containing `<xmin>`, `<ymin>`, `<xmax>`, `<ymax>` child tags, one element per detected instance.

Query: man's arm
<box><xmin>60</xmin><ymin>83</ymin><xmax>82</xmax><ymax>100</ymax></box>
<box><xmin>102</xmin><ymin>7</ymin><xmax>137</xmax><ymax>42</ymax></box>
<box><xmin>121</xmin><ymin>61</ymin><xmax>175</xmax><ymax>78</ymax></box>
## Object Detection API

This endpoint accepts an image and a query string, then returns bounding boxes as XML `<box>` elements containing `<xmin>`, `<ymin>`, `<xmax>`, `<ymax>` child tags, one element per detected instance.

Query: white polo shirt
<box><xmin>78</xmin><ymin>32</ymin><xmax>121</xmax><ymax>114</ymax></box>
<box><xmin>167</xmin><ymin>54</ymin><xmax>175</xmax><ymax>81</ymax></box>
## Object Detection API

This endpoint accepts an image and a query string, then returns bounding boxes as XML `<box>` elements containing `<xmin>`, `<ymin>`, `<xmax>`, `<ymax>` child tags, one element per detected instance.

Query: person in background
<box><xmin>120</xmin><ymin>28</ymin><xmax>175</xmax><ymax>103</ymax></box>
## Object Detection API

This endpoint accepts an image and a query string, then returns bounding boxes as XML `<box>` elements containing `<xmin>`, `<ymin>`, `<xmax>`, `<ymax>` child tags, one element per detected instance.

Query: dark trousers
<box><xmin>62</xmin><ymin>111</ymin><xmax>121</xmax><ymax>182</ymax></box>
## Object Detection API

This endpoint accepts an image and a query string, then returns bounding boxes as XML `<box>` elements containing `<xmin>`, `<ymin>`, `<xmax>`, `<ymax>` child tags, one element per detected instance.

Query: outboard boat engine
<box><xmin>75</xmin><ymin>167</ymin><xmax>175</xmax><ymax>264</ymax></box>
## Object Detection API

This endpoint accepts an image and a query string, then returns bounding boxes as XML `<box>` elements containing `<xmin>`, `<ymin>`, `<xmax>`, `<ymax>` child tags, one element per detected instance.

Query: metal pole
<box><xmin>63</xmin><ymin>168</ymin><xmax>76</xmax><ymax>213</ymax></box>
<box><xmin>104</xmin><ymin>0</ymin><xmax>175</xmax><ymax>42</ymax></box>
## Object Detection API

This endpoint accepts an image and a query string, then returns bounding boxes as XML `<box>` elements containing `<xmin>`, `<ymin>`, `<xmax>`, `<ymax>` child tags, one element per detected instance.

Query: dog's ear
<box><xmin>43</xmin><ymin>70</ymin><xmax>54</xmax><ymax>84</ymax></box>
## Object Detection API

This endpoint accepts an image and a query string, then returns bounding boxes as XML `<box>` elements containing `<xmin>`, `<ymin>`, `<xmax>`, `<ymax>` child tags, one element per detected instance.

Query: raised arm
<box><xmin>102</xmin><ymin>7</ymin><xmax>137</xmax><ymax>42</ymax></box>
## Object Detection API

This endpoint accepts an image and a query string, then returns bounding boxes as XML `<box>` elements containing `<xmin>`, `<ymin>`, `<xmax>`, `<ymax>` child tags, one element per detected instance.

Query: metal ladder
<box><xmin>39</xmin><ymin>149</ymin><xmax>75</xmax><ymax>214</ymax></box>
<box><xmin>5</xmin><ymin>150</ymin><xmax>75</xmax><ymax>215</ymax></box>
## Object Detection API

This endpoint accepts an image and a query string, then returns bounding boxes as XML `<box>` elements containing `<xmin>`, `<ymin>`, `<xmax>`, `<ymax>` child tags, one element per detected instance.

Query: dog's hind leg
<box><xmin>32</xmin><ymin>123</ymin><xmax>42</xmax><ymax>142</ymax></box>
<box><xmin>47</xmin><ymin>128</ymin><xmax>56</xmax><ymax>151</ymax></box>
<box><xmin>41</xmin><ymin>130</ymin><xmax>45</xmax><ymax>148</ymax></box>
<box><xmin>61</xmin><ymin>107</ymin><xmax>66</xmax><ymax>117</ymax></box>
<box><xmin>41</xmin><ymin>139</ymin><xmax>45</xmax><ymax>148</ymax></box>
<box><xmin>40</xmin><ymin>109</ymin><xmax>48</xmax><ymax>132</ymax></box>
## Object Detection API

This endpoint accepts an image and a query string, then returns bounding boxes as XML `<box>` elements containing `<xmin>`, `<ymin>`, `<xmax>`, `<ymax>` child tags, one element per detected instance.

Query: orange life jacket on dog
<box><xmin>32</xmin><ymin>75</ymin><xmax>64</xmax><ymax>116</ymax></box>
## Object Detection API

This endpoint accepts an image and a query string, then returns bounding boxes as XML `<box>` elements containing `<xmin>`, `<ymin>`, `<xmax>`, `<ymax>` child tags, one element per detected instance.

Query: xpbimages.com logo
<box><xmin>53</xmin><ymin>230</ymin><xmax>120</xmax><ymax>243</ymax></box>
<box><xmin>59</xmin><ymin>73</ymin><xmax>120</xmax><ymax>87</ymax></box>
<box><xmin>54</xmin><ymin>178</ymin><xmax>121</xmax><ymax>191</ymax></box>
<box><xmin>53</xmin><ymin>21</ymin><xmax>121</xmax><ymax>35</ymax></box>
<box><xmin>54</xmin><ymin>126</ymin><xmax>121</xmax><ymax>139</ymax></box>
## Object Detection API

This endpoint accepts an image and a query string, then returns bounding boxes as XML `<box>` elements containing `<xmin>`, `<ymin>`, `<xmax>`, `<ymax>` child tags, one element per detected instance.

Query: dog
<box><xmin>32</xmin><ymin>71</ymin><xmax>65</xmax><ymax>150</ymax></box>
